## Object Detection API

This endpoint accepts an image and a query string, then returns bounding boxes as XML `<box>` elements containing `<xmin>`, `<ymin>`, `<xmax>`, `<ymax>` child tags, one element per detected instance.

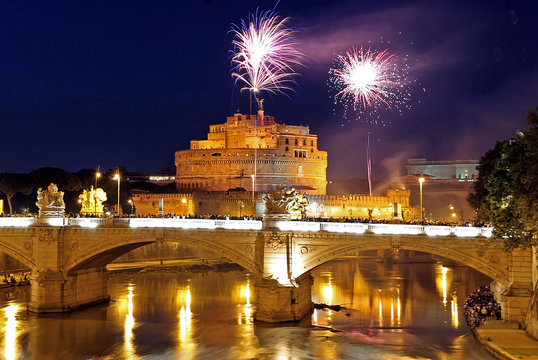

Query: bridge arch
<box><xmin>0</xmin><ymin>243</ymin><xmax>35</xmax><ymax>270</ymax></box>
<box><xmin>300</xmin><ymin>238</ymin><xmax>509</xmax><ymax>288</ymax></box>
<box><xmin>65</xmin><ymin>233</ymin><xmax>261</xmax><ymax>277</ymax></box>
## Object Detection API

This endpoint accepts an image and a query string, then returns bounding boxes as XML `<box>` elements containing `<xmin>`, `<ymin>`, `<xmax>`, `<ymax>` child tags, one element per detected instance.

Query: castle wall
<box><xmin>132</xmin><ymin>193</ymin><xmax>193</xmax><ymax>216</ymax></box>
<box><xmin>131</xmin><ymin>189</ymin><xmax>417</xmax><ymax>221</ymax></box>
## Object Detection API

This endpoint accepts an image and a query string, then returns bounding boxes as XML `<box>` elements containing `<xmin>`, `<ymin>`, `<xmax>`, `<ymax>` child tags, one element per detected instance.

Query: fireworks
<box><xmin>329</xmin><ymin>45</ymin><xmax>412</xmax><ymax>126</ymax></box>
<box><xmin>332</xmin><ymin>47</ymin><xmax>398</xmax><ymax>108</ymax></box>
<box><xmin>230</xmin><ymin>10</ymin><xmax>303</xmax><ymax>95</ymax></box>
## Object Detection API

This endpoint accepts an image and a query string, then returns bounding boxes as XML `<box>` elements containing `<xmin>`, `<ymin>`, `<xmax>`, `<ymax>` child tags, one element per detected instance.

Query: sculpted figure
<box><xmin>79</xmin><ymin>186</ymin><xmax>107</xmax><ymax>215</ymax></box>
<box><xmin>263</xmin><ymin>186</ymin><xmax>309</xmax><ymax>219</ymax></box>
<box><xmin>36</xmin><ymin>183</ymin><xmax>65</xmax><ymax>215</ymax></box>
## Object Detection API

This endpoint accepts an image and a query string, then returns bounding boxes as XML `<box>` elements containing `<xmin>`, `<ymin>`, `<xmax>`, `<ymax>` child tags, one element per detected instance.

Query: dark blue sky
<box><xmin>0</xmin><ymin>0</ymin><xmax>536</xmax><ymax>180</ymax></box>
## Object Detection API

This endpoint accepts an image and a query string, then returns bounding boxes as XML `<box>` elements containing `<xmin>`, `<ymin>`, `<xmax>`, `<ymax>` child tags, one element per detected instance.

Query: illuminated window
<box><xmin>294</xmin><ymin>150</ymin><xmax>307</xmax><ymax>158</ymax></box>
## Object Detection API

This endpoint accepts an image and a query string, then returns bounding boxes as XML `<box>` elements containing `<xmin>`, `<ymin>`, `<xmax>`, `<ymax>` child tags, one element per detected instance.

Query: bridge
<box><xmin>0</xmin><ymin>216</ymin><xmax>533</xmax><ymax>323</ymax></box>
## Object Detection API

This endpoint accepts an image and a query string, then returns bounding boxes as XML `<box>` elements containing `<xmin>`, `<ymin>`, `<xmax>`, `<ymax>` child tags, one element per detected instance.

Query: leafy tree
<box><xmin>467</xmin><ymin>141</ymin><xmax>506</xmax><ymax>221</ymax></box>
<box><xmin>0</xmin><ymin>173</ymin><xmax>33</xmax><ymax>214</ymax></box>
<box><xmin>469</xmin><ymin>108</ymin><xmax>538</xmax><ymax>250</ymax></box>
<box><xmin>75</xmin><ymin>168</ymin><xmax>99</xmax><ymax>190</ymax></box>
<box><xmin>30</xmin><ymin>167</ymin><xmax>82</xmax><ymax>192</ymax></box>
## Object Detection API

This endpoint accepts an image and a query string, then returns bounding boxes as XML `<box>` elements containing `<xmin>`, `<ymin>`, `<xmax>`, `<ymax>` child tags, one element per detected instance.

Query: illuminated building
<box><xmin>405</xmin><ymin>158</ymin><xmax>478</xmax><ymax>180</ymax></box>
<box><xmin>175</xmin><ymin>108</ymin><xmax>328</xmax><ymax>195</ymax></box>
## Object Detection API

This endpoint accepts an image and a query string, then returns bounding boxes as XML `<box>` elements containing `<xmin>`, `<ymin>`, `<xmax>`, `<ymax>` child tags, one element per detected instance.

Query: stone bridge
<box><xmin>0</xmin><ymin>217</ymin><xmax>533</xmax><ymax>323</ymax></box>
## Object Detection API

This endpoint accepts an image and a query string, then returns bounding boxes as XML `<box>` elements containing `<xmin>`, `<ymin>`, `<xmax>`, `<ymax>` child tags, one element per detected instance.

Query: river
<box><xmin>0</xmin><ymin>258</ymin><xmax>495</xmax><ymax>359</ymax></box>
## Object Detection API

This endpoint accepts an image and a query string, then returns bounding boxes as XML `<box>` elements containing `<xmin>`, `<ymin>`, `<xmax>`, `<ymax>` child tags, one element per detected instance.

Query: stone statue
<box><xmin>286</xmin><ymin>192</ymin><xmax>309</xmax><ymax>219</ymax></box>
<box><xmin>79</xmin><ymin>186</ymin><xmax>107</xmax><ymax>215</ymax></box>
<box><xmin>263</xmin><ymin>186</ymin><xmax>309</xmax><ymax>220</ymax></box>
<box><xmin>36</xmin><ymin>183</ymin><xmax>65</xmax><ymax>216</ymax></box>
<box><xmin>256</xmin><ymin>97</ymin><xmax>264</xmax><ymax>111</ymax></box>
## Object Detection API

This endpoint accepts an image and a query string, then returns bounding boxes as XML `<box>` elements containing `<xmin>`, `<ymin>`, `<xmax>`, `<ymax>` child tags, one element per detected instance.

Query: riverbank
<box><xmin>107</xmin><ymin>258</ymin><xmax>243</xmax><ymax>273</ymax></box>
<box><xmin>473</xmin><ymin>320</ymin><xmax>538</xmax><ymax>360</ymax></box>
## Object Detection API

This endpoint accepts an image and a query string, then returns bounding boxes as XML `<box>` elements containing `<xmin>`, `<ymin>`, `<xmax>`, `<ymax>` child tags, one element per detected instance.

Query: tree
<box><xmin>467</xmin><ymin>141</ymin><xmax>506</xmax><ymax>221</ymax></box>
<box><xmin>0</xmin><ymin>173</ymin><xmax>33</xmax><ymax>214</ymax></box>
<box><xmin>469</xmin><ymin>108</ymin><xmax>538</xmax><ymax>250</ymax></box>
<box><xmin>30</xmin><ymin>167</ymin><xmax>82</xmax><ymax>192</ymax></box>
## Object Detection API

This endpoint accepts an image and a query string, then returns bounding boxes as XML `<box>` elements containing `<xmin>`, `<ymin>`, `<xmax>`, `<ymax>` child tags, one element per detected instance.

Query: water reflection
<box><xmin>232</xmin><ymin>279</ymin><xmax>262</xmax><ymax>359</ymax></box>
<box><xmin>177</xmin><ymin>286</ymin><xmax>196</xmax><ymax>359</ymax></box>
<box><xmin>3</xmin><ymin>304</ymin><xmax>18</xmax><ymax>360</ymax></box>
<box><xmin>436</xmin><ymin>265</ymin><xmax>452</xmax><ymax>306</ymax></box>
<box><xmin>322</xmin><ymin>279</ymin><xmax>333</xmax><ymax>305</ymax></box>
<box><xmin>123</xmin><ymin>285</ymin><xmax>137</xmax><ymax>359</ymax></box>
<box><xmin>452</xmin><ymin>294</ymin><xmax>459</xmax><ymax>328</ymax></box>
<box><xmin>0</xmin><ymin>261</ymin><xmax>495</xmax><ymax>359</ymax></box>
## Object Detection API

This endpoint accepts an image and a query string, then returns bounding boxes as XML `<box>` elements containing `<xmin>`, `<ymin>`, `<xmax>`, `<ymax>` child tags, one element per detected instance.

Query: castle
<box><xmin>175</xmin><ymin>107</ymin><xmax>327</xmax><ymax>195</ymax></box>
<box><xmin>131</xmin><ymin>107</ymin><xmax>418</xmax><ymax>220</ymax></box>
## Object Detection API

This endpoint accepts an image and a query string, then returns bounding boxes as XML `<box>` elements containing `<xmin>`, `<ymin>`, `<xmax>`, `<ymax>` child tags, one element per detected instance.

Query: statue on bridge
<box><xmin>263</xmin><ymin>186</ymin><xmax>309</xmax><ymax>220</ymax></box>
<box><xmin>36</xmin><ymin>183</ymin><xmax>65</xmax><ymax>216</ymax></box>
<box><xmin>78</xmin><ymin>186</ymin><xmax>107</xmax><ymax>215</ymax></box>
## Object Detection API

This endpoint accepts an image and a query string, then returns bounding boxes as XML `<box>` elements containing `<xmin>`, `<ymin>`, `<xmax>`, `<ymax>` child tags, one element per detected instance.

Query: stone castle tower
<box><xmin>175</xmin><ymin>109</ymin><xmax>328</xmax><ymax>195</ymax></box>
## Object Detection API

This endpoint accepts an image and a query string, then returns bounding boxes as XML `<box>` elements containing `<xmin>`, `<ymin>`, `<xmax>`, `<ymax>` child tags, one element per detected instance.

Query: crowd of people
<box><xmin>1</xmin><ymin>212</ymin><xmax>492</xmax><ymax>227</ymax></box>
<box><xmin>2</xmin><ymin>271</ymin><xmax>30</xmax><ymax>286</ymax></box>
<box><xmin>463</xmin><ymin>284</ymin><xmax>502</xmax><ymax>328</ymax></box>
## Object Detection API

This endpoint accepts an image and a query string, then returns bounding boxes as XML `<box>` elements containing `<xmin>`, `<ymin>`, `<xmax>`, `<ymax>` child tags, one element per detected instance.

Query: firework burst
<box><xmin>329</xmin><ymin>45</ymin><xmax>412</xmax><ymax>126</ymax></box>
<box><xmin>333</xmin><ymin>47</ymin><xmax>397</xmax><ymax>108</ymax></box>
<box><xmin>230</xmin><ymin>10</ymin><xmax>303</xmax><ymax>95</ymax></box>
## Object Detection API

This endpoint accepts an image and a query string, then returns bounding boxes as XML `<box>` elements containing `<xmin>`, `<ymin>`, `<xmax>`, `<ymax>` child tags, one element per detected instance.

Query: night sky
<box><xmin>0</xmin><ymin>0</ymin><xmax>536</xmax><ymax>180</ymax></box>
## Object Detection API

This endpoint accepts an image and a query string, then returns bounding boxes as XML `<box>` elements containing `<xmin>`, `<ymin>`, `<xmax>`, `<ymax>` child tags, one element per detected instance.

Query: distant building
<box><xmin>394</xmin><ymin>158</ymin><xmax>480</xmax><ymax>221</ymax></box>
<box><xmin>175</xmin><ymin>108</ymin><xmax>328</xmax><ymax>195</ymax></box>
<box><xmin>405</xmin><ymin>158</ymin><xmax>478</xmax><ymax>180</ymax></box>
<box><xmin>123</xmin><ymin>170</ymin><xmax>176</xmax><ymax>185</ymax></box>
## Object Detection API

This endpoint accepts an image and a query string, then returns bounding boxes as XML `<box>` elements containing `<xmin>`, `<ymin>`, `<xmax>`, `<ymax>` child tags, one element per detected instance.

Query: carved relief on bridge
<box><xmin>264</xmin><ymin>232</ymin><xmax>288</xmax><ymax>250</ymax></box>
<box><xmin>37</xmin><ymin>228</ymin><xmax>59</xmax><ymax>246</ymax></box>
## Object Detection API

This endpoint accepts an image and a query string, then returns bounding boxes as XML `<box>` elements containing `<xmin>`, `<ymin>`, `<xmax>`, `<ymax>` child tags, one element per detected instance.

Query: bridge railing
<box><xmin>276</xmin><ymin>221</ymin><xmax>493</xmax><ymax>238</ymax></box>
<box><xmin>0</xmin><ymin>217</ymin><xmax>35</xmax><ymax>227</ymax></box>
<box><xmin>0</xmin><ymin>216</ymin><xmax>493</xmax><ymax>238</ymax></box>
<box><xmin>128</xmin><ymin>218</ymin><xmax>262</xmax><ymax>230</ymax></box>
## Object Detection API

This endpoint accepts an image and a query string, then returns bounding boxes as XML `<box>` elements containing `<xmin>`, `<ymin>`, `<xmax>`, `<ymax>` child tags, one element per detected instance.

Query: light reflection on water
<box><xmin>123</xmin><ymin>285</ymin><xmax>137</xmax><ymax>358</ymax></box>
<box><xmin>3</xmin><ymin>304</ymin><xmax>18</xmax><ymax>360</ymax></box>
<box><xmin>0</xmin><ymin>260</ymin><xmax>495</xmax><ymax>359</ymax></box>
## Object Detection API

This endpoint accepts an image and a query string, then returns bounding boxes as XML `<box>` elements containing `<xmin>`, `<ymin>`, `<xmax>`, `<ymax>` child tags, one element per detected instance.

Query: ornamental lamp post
<box><xmin>419</xmin><ymin>176</ymin><xmax>425</xmax><ymax>222</ymax></box>
<box><xmin>113</xmin><ymin>171</ymin><xmax>121</xmax><ymax>216</ymax></box>
<box><xmin>95</xmin><ymin>166</ymin><xmax>101</xmax><ymax>216</ymax></box>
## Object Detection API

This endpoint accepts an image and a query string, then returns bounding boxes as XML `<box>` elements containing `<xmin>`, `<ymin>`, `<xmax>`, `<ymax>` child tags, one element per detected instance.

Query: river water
<box><xmin>0</xmin><ymin>258</ymin><xmax>495</xmax><ymax>360</ymax></box>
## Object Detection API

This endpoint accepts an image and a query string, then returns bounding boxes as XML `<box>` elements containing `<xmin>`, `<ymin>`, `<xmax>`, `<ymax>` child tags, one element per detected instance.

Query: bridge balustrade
<box><xmin>319</xmin><ymin>222</ymin><xmax>368</xmax><ymax>234</ymax></box>
<box><xmin>0</xmin><ymin>217</ymin><xmax>35</xmax><ymax>227</ymax></box>
<box><xmin>128</xmin><ymin>217</ymin><xmax>262</xmax><ymax>230</ymax></box>
<box><xmin>0</xmin><ymin>216</ymin><xmax>493</xmax><ymax>238</ymax></box>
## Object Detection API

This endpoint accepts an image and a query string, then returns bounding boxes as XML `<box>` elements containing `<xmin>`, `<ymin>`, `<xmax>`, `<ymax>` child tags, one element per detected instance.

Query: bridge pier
<box><xmin>491</xmin><ymin>248</ymin><xmax>534</xmax><ymax>323</ymax></box>
<box><xmin>29</xmin><ymin>267</ymin><xmax>109</xmax><ymax>313</ymax></box>
<box><xmin>254</xmin><ymin>273</ymin><xmax>313</xmax><ymax>323</ymax></box>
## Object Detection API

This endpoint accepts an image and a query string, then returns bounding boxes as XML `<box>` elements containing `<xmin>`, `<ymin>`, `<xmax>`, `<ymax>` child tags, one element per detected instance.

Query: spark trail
<box><xmin>230</xmin><ymin>9</ymin><xmax>303</xmax><ymax>95</ymax></box>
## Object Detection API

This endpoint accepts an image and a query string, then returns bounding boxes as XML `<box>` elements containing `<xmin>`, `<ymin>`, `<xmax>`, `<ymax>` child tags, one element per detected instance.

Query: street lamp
<box><xmin>113</xmin><ymin>171</ymin><xmax>121</xmax><ymax>216</ymax></box>
<box><xmin>95</xmin><ymin>166</ymin><xmax>101</xmax><ymax>216</ymax></box>
<box><xmin>128</xmin><ymin>199</ymin><xmax>134</xmax><ymax>215</ymax></box>
<box><xmin>419</xmin><ymin>176</ymin><xmax>425</xmax><ymax>222</ymax></box>
<box><xmin>251</xmin><ymin>174</ymin><xmax>255</xmax><ymax>216</ymax></box>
